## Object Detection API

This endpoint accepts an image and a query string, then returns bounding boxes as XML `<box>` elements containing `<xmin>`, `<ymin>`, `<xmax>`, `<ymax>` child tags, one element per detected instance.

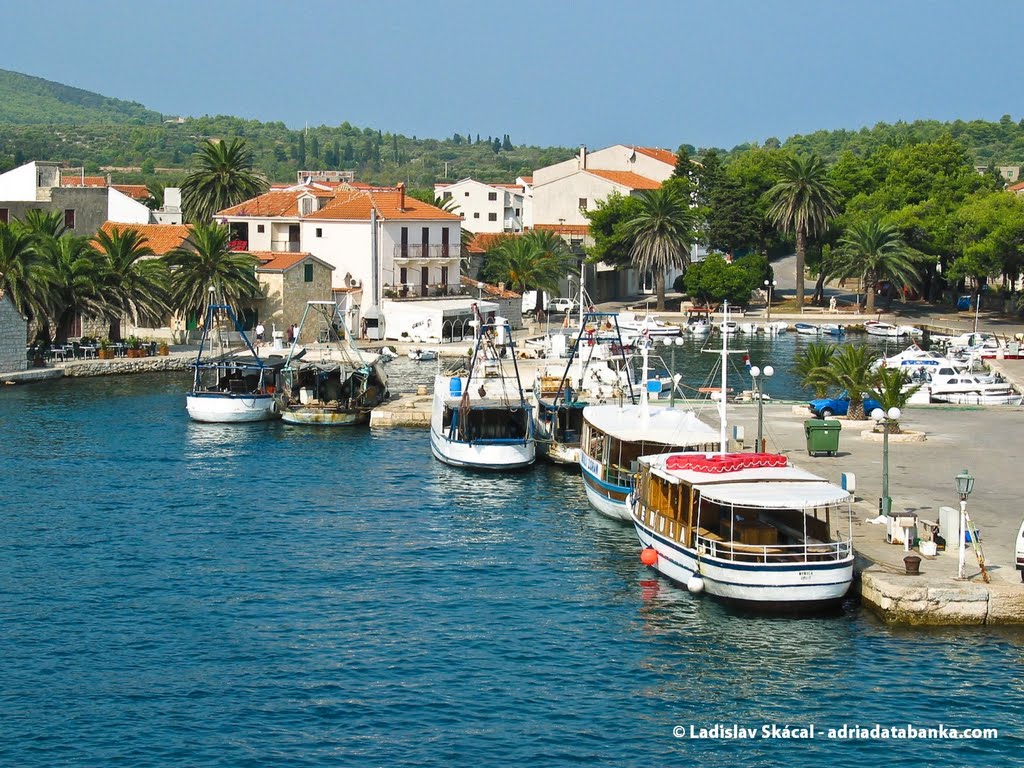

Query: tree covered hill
<box><xmin>0</xmin><ymin>68</ymin><xmax>162</xmax><ymax>125</ymax></box>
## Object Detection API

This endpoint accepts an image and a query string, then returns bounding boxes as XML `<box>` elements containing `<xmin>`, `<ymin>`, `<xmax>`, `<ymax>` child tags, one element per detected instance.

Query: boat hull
<box><xmin>580</xmin><ymin>460</ymin><xmax>631</xmax><ymax>521</ymax></box>
<box><xmin>186</xmin><ymin>393</ymin><xmax>280</xmax><ymax>423</ymax></box>
<box><xmin>280</xmin><ymin>407</ymin><xmax>368</xmax><ymax>425</ymax></box>
<box><xmin>429</xmin><ymin>428</ymin><xmax>535</xmax><ymax>470</ymax></box>
<box><xmin>633</xmin><ymin>521</ymin><xmax>854</xmax><ymax>609</ymax></box>
<box><xmin>538</xmin><ymin>439</ymin><xmax>580</xmax><ymax>465</ymax></box>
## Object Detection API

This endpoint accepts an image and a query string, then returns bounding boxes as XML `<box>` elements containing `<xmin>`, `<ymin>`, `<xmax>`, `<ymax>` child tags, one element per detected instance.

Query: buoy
<box><xmin>687</xmin><ymin>575</ymin><xmax>705</xmax><ymax>594</ymax></box>
<box><xmin>640</xmin><ymin>547</ymin><xmax>658</xmax><ymax>566</ymax></box>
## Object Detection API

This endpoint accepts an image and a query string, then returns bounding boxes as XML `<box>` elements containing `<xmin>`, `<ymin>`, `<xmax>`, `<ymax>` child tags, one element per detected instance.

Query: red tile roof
<box><xmin>218</xmin><ymin>185</ymin><xmax>460</xmax><ymax>221</ymax></box>
<box><xmin>98</xmin><ymin>222</ymin><xmax>192</xmax><ymax>255</ymax></box>
<box><xmin>634</xmin><ymin>146</ymin><xmax>677</xmax><ymax>166</ymax></box>
<box><xmin>519</xmin><ymin>176</ymin><xmax>533</xmax><ymax>184</ymax></box>
<box><xmin>218</xmin><ymin>191</ymin><xmax>302</xmax><ymax>217</ymax></box>
<box><xmin>111</xmin><ymin>184</ymin><xmax>149</xmax><ymax>200</ymax></box>
<box><xmin>533</xmin><ymin>223</ymin><xmax>590</xmax><ymax>236</ymax></box>
<box><xmin>252</xmin><ymin>251</ymin><xmax>320</xmax><ymax>272</ymax></box>
<box><xmin>459</xmin><ymin>275</ymin><xmax>520</xmax><ymax>299</ymax></box>
<box><xmin>466</xmin><ymin>232</ymin><xmax>515</xmax><ymax>254</ymax></box>
<box><xmin>585</xmin><ymin>169</ymin><xmax>662</xmax><ymax>190</ymax></box>
<box><xmin>62</xmin><ymin>175</ymin><xmax>107</xmax><ymax>188</ymax></box>
<box><xmin>1008</xmin><ymin>181</ymin><xmax>1024</xmax><ymax>191</ymax></box>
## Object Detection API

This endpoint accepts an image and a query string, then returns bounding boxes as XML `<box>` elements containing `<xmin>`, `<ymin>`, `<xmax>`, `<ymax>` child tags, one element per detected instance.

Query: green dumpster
<box><xmin>804</xmin><ymin>419</ymin><xmax>841</xmax><ymax>456</ymax></box>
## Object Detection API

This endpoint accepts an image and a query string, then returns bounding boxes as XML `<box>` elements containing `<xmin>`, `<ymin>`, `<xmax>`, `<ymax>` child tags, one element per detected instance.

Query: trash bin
<box><xmin>804</xmin><ymin>419</ymin><xmax>842</xmax><ymax>456</ymax></box>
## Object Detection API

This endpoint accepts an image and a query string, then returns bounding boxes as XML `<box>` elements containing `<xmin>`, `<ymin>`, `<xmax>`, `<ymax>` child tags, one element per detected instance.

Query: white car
<box><xmin>1016</xmin><ymin>518</ymin><xmax>1024</xmax><ymax>583</ymax></box>
<box><xmin>546</xmin><ymin>298</ymin><xmax>578</xmax><ymax>313</ymax></box>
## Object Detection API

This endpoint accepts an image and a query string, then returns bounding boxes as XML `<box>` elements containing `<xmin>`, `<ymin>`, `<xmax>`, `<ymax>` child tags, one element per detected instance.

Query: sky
<box><xmin>4</xmin><ymin>1</ymin><xmax>1024</xmax><ymax>151</ymax></box>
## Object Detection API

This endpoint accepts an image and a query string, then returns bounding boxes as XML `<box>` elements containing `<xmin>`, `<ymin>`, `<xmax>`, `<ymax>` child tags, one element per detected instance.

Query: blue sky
<box><xmin>4</xmin><ymin>1</ymin><xmax>1023</xmax><ymax>151</ymax></box>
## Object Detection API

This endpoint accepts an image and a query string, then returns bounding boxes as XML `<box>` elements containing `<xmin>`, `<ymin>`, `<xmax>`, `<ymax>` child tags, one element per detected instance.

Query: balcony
<box><xmin>383</xmin><ymin>283</ymin><xmax>469</xmax><ymax>299</ymax></box>
<box><xmin>271</xmin><ymin>241</ymin><xmax>301</xmax><ymax>253</ymax></box>
<box><xmin>393</xmin><ymin>243</ymin><xmax>461</xmax><ymax>260</ymax></box>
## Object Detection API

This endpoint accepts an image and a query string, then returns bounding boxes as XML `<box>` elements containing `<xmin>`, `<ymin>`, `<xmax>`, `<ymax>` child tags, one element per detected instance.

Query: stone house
<box><xmin>254</xmin><ymin>252</ymin><xmax>335</xmax><ymax>334</ymax></box>
<box><xmin>0</xmin><ymin>289</ymin><xmax>28</xmax><ymax>373</ymax></box>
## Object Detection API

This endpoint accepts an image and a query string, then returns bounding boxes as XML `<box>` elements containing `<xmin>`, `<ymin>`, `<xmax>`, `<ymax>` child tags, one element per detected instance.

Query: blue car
<box><xmin>807</xmin><ymin>392</ymin><xmax>882</xmax><ymax>419</ymax></box>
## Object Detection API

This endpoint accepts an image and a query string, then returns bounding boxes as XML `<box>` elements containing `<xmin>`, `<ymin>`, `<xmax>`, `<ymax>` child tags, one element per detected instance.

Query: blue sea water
<box><xmin>0</xmin><ymin>369</ymin><xmax>1022</xmax><ymax>767</ymax></box>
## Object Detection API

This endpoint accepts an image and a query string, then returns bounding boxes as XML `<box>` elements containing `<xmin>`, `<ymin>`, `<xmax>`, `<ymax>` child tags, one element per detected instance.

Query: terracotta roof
<box><xmin>251</xmin><ymin>251</ymin><xmax>325</xmax><ymax>272</ymax></box>
<box><xmin>218</xmin><ymin>191</ymin><xmax>301</xmax><ymax>218</ymax></box>
<box><xmin>307</xmin><ymin>188</ymin><xmax>461</xmax><ymax>221</ymax></box>
<box><xmin>585</xmin><ymin>169</ymin><xmax>662</xmax><ymax>190</ymax></box>
<box><xmin>634</xmin><ymin>147</ymin><xmax>677</xmax><ymax>166</ymax></box>
<box><xmin>1008</xmin><ymin>181</ymin><xmax>1024</xmax><ymax>191</ymax></box>
<box><xmin>62</xmin><ymin>175</ymin><xmax>107</xmax><ymax>187</ymax></box>
<box><xmin>466</xmin><ymin>232</ymin><xmax>515</xmax><ymax>254</ymax></box>
<box><xmin>519</xmin><ymin>176</ymin><xmax>533</xmax><ymax>184</ymax></box>
<box><xmin>98</xmin><ymin>222</ymin><xmax>192</xmax><ymax>255</ymax></box>
<box><xmin>111</xmin><ymin>184</ymin><xmax>149</xmax><ymax>200</ymax></box>
<box><xmin>534</xmin><ymin>223</ymin><xmax>590</xmax><ymax>236</ymax></box>
<box><xmin>459</xmin><ymin>275</ymin><xmax>521</xmax><ymax>299</ymax></box>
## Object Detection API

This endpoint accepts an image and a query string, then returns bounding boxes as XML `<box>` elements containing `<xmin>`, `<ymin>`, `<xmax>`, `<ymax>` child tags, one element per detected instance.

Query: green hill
<box><xmin>0</xmin><ymin>68</ymin><xmax>162</xmax><ymax>125</ymax></box>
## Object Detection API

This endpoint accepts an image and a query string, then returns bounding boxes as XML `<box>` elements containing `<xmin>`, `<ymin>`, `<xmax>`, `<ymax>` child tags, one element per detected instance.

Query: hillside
<box><xmin>0</xmin><ymin>68</ymin><xmax>162</xmax><ymax>125</ymax></box>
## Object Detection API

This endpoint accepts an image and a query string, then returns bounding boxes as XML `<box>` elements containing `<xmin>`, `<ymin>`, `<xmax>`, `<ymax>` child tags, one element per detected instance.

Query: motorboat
<box><xmin>873</xmin><ymin>344</ymin><xmax>965</xmax><ymax>376</ymax></box>
<box><xmin>429</xmin><ymin>306</ymin><xmax>535</xmax><ymax>470</ymax></box>
<box><xmin>532</xmin><ymin>312</ymin><xmax>636</xmax><ymax>464</ymax></box>
<box><xmin>763</xmin><ymin>321</ymin><xmax>788</xmax><ymax>335</ymax></box>
<box><xmin>408</xmin><ymin>348</ymin><xmax>439</xmax><ymax>362</ymax></box>
<box><xmin>629</xmin><ymin>302</ymin><xmax>856</xmax><ymax>610</ymax></box>
<box><xmin>616</xmin><ymin>310</ymin><xmax>682</xmax><ymax>338</ymax></box>
<box><xmin>277</xmin><ymin>301</ymin><xmax>390</xmax><ymax>426</ymax></box>
<box><xmin>864</xmin><ymin>321</ymin><xmax>904</xmax><ymax>337</ymax></box>
<box><xmin>794</xmin><ymin>323</ymin><xmax>820</xmax><ymax>335</ymax></box>
<box><xmin>821</xmin><ymin>323</ymin><xmax>846</xmax><ymax>337</ymax></box>
<box><xmin>928</xmin><ymin>372</ymin><xmax>1021</xmax><ymax>405</ymax></box>
<box><xmin>738</xmin><ymin>322</ymin><xmax>759</xmax><ymax>335</ymax></box>
<box><xmin>685</xmin><ymin>308</ymin><xmax>713</xmax><ymax>337</ymax></box>
<box><xmin>186</xmin><ymin>303</ymin><xmax>284</xmax><ymax>423</ymax></box>
<box><xmin>578</xmin><ymin>341</ymin><xmax>718</xmax><ymax>521</ymax></box>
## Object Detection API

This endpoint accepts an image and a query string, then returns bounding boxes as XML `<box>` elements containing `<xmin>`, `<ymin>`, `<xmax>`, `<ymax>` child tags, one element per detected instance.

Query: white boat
<box><xmin>278</xmin><ymin>301</ymin><xmax>390</xmax><ymax>426</ymax></box>
<box><xmin>874</xmin><ymin>344</ymin><xmax>965</xmax><ymax>376</ymax></box>
<box><xmin>186</xmin><ymin>303</ymin><xmax>283</xmax><ymax>423</ymax></box>
<box><xmin>738</xmin><ymin>322</ymin><xmax>759</xmax><ymax>334</ymax></box>
<box><xmin>763</xmin><ymin>321</ymin><xmax>788</xmax><ymax>335</ymax></box>
<box><xmin>685</xmin><ymin>308</ymin><xmax>713</xmax><ymax>337</ymax></box>
<box><xmin>408</xmin><ymin>348</ymin><xmax>438</xmax><ymax>362</ymax></box>
<box><xmin>928</xmin><ymin>372</ymin><xmax>1021</xmax><ymax>405</ymax></box>
<box><xmin>864</xmin><ymin>321</ymin><xmax>904</xmax><ymax>337</ymax></box>
<box><xmin>629</xmin><ymin>302</ymin><xmax>856</xmax><ymax>610</ymax></box>
<box><xmin>617</xmin><ymin>311</ymin><xmax>682</xmax><ymax>342</ymax></box>
<box><xmin>821</xmin><ymin>323</ymin><xmax>846</xmax><ymax>337</ymax></box>
<box><xmin>578</xmin><ymin>342</ymin><xmax>719</xmax><ymax>521</ymax></box>
<box><xmin>794</xmin><ymin>322</ymin><xmax>820</xmax><ymax>335</ymax></box>
<box><xmin>533</xmin><ymin>312</ymin><xmax>635</xmax><ymax>464</ymax></box>
<box><xmin>898</xmin><ymin>325</ymin><xmax>923</xmax><ymax>338</ymax></box>
<box><xmin>688</xmin><ymin>320</ymin><xmax>712</xmax><ymax>337</ymax></box>
<box><xmin>429</xmin><ymin>307</ymin><xmax>535</xmax><ymax>470</ymax></box>
<box><xmin>720</xmin><ymin>321</ymin><xmax>739</xmax><ymax>335</ymax></box>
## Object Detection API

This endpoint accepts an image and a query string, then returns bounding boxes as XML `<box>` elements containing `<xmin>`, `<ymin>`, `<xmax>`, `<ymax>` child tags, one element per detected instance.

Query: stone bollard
<box><xmin>903</xmin><ymin>554</ymin><xmax>922</xmax><ymax>576</ymax></box>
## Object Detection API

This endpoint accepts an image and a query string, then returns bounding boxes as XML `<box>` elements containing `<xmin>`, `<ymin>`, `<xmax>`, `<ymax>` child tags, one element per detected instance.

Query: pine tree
<box><xmin>492</xmin><ymin>137</ymin><xmax>501</xmax><ymax>153</ymax></box>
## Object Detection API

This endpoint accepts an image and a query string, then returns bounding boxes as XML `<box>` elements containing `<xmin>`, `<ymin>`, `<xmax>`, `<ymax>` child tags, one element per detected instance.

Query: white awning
<box><xmin>695</xmin><ymin>480</ymin><xmax>851</xmax><ymax>509</ymax></box>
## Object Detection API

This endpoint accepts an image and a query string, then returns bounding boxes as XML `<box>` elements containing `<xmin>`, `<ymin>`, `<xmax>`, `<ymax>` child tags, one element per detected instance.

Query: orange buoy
<box><xmin>640</xmin><ymin>547</ymin><xmax>658</xmax><ymax>566</ymax></box>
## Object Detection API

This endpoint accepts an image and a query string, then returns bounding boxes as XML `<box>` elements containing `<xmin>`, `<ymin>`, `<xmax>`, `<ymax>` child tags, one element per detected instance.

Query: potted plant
<box><xmin>98</xmin><ymin>338</ymin><xmax>114</xmax><ymax>360</ymax></box>
<box><xmin>126</xmin><ymin>335</ymin><xmax>142</xmax><ymax>358</ymax></box>
<box><xmin>158</xmin><ymin>340</ymin><xmax>170</xmax><ymax>356</ymax></box>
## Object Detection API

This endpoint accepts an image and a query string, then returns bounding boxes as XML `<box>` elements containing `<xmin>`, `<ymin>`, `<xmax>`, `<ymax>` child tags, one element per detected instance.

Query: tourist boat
<box><xmin>628</xmin><ymin>302</ymin><xmax>856</xmax><ymax>610</ymax></box>
<box><xmin>532</xmin><ymin>313</ymin><xmax>635</xmax><ymax>464</ymax></box>
<box><xmin>578</xmin><ymin>342</ymin><xmax>718</xmax><ymax>521</ymax></box>
<box><xmin>927</xmin><ymin>372</ymin><xmax>1022</xmax><ymax>405</ymax></box>
<box><xmin>408</xmin><ymin>348</ymin><xmax>438</xmax><ymax>362</ymax></box>
<box><xmin>278</xmin><ymin>301</ymin><xmax>390</xmax><ymax>426</ymax></box>
<box><xmin>864</xmin><ymin>321</ymin><xmax>904</xmax><ymax>337</ymax></box>
<box><xmin>186</xmin><ymin>303</ymin><xmax>284</xmax><ymax>423</ymax></box>
<box><xmin>429</xmin><ymin>306</ymin><xmax>535</xmax><ymax>470</ymax></box>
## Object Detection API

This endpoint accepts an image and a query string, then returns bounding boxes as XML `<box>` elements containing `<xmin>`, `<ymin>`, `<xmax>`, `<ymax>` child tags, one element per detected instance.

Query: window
<box><xmin>442</xmin><ymin>191</ymin><xmax>452</xmax><ymax>201</ymax></box>
<box><xmin>64</xmin><ymin>209</ymin><xmax>76</xmax><ymax>229</ymax></box>
<box><xmin>578</xmin><ymin>198</ymin><xmax>588</xmax><ymax>210</ymax></box>
<box><xmin>515</xmin><ymin>208</ymin><xmax>520</xmax><ymax>216</ymax></box>
<box><xmin>257</xmin><ymin>224</ymin><xmax>265</xmax><ymax>233</ymax></box>
<box><xmin>464</xmin><ymin>191</ymin><xmax>470</xmax><ymax>197</ymax></box>
<box><xmin>488</xmin><ymin>192</ymin><xmax>497</xmax><ymax>201</ymax></box>
<box><xmin>316</xmin><ymin>227</ymin><xmax>323</xmax><ymax>238</ymax></box>
<box><xmin>304</xmin><ymin>263</ymin><xmax>314</xmax><ymax>283</ymax></box>
<box><xmin>0</xmin><ymin>208</ymin><xmax>7</xmax><ymax>224</ymax></box>
<box><xmin>488</xmin><ymin>213</ymin><xmax>497</xmax><ymax>221</ymax></box>
<box><xmin>300</xmin><ymin>197</ymin><xmax>313</xmax><ymax>215</ymax></box>
<box><xmin>473</xmin><ymin>212</ymin><xmax>480</xmax><ymax>219</ymax></box>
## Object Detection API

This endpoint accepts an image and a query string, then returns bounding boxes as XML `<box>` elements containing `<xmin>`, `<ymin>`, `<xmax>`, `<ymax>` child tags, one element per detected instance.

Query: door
<box><xmin>421</xmin><ymin>267</ymin><xmax>429</xmax><ymax>296</ymax></box>
<box><xmin>400</xmin><ymin>227</ymin><xmax>408</xmax><ymax>258</ymax></box>
<box><xmin>288</xmin><ymin>224</ymin><xmax>300</xmax><ymax>252</ymax></box>
<box><xmin>441</xmin><ymin>227</ymin><xmax>450</xmax><ymax>259</ymax></box>
<box><xmin>421</xmin><ymin>226</ymin><xmax>429</xmax><ymax>258</ymax></box>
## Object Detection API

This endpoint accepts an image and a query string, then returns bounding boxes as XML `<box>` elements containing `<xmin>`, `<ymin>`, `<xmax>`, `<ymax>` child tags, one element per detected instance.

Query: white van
<box><xmin>1016</xmin><ymin>519</ymin><xmax>1024</xmax><ymax>583</ymax></box>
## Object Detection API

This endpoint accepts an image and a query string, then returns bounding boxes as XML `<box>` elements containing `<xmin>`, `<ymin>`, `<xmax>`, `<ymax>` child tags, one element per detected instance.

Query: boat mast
<box><xmin>719</xmin><ymin>301</ymin><xmax>729</xmax><ymax>453</ymax></box>
<box><xmin>639</xmin><ymin>336</ymin><xmax>650</xmax><ymax>421</ymax></box>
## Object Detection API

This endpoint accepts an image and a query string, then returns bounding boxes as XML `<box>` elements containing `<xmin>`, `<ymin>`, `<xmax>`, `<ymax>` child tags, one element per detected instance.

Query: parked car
<box><xmin>546</xmin><ymin>297</ymin><xmax>578</xmax><ymax>313</ymax></box>
<box><xmin>807</xmin><ymin>391</ymin><xmax>883</xmax><ymax>419</ymax></box>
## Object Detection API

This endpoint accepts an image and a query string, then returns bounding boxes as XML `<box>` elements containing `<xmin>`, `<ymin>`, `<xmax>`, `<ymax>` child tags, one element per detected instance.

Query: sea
<box><xmin>1</xmin><ymin>343</ymin><xmax>1022</xmax><ymax>767</ymax></box>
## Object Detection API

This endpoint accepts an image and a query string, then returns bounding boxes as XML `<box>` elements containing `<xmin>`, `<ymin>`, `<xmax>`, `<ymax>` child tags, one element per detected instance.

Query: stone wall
<box><xmin>62</xmin><ymin>356</ymin><xmax>191</xmax><ymax>377</ymax></box>
<box><xmin>0</xmin><ymin>294</ymin><xmax>28</xmax><ymax>373</ymax></box>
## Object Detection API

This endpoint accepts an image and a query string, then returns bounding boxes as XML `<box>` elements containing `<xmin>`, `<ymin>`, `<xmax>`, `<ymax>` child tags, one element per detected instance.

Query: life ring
<box><xmin>665</xmin><ymin>453</ymin><xmax>788</xmax><ymax>473</ymax></box>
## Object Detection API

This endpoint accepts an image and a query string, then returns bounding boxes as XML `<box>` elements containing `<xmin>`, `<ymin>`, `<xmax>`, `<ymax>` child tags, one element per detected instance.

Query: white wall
<box><xmin>436</xmin><ymin>178</ymin><xmax>521</xmax><ymax>234</ymax></box>
<box><xmin>585</xmin><ymin>145</ymin><xmax>674</xmax><ymax>181</ymax></box>
<box><xmin>0</xmin><ymin>162</ymin><xmax>40</xmax><ymax>201</ymax></box>
<box><xmin>107</xmin><ymin>188</ymin><xmax>152</xmax><ymax>224</ymax></box>
<box><xmin>532</xmin><ymin>172</ymin><xmax>622</xmax><ymax>226</ymax></box>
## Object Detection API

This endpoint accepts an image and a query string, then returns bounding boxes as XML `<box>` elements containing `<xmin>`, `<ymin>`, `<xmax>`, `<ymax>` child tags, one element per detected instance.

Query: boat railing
<box><xmin>693</xmin><ymin>532</ymin><xmax>852</xmax><ymax>564</ymax></box>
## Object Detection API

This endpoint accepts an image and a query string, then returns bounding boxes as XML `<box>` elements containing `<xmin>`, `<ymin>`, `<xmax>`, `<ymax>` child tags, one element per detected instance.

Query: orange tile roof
<box><xmin>634</xmin><ymin>146</ymin><xmax>677</xmax><ymax>166</ymax></box>
<box><xmin>252</xmin><ymin>251</ymin><xmax>317</xmax><ymax>272</ymax></box>
<box><xmin>459</xmin><ymin>275</ymin><xmax>521</xmax><ymax>299</ymax></box>
<box><xmin>62</xmin><ymin>175</ymin><xmax>107</xmax><ymax>187</ymax></box>
<box><xmin>98</xmin><ymin>222</ymin><xmax>192</xmax><ymax>255</ymax></box>
<box><xmin>533</xmin><ymin>223</ymin><xmax>590</xmax><ymax>236</ymax></box>
<box><xmin>585</xmin><ymin>169</ymin><xmax>662</xmax><ymax>190</ymax></box>
<box><xmin>519</xmin><ymin>176</ymin><xmax>533</xmax><ymax>184</ymax></box>
<box><xmin>218</xmin><ymin>191</ymin><xmax>301</xmax><ymax>217</ymax></box>
<box><xmin>307</xmin><ymin>188</ymin><xmax>461</xmax><ymax>221</ymax></box>
<box><xmin>466</xmin><ymin>232</ymin><xmax>515</xmax><ymax>254</ymax></box>
<box><xmin>1009</xmin><ymin>181</ymin><xmax>1024</xmax><ymax>191</ymax></box>
<box><xmin>111</xmin><ymin>184</ymin><xmax>149</xmax><ymax>200</ymax></box>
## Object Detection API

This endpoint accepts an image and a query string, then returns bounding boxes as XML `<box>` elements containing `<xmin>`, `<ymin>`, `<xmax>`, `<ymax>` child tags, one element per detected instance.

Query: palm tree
<box><xmin>181</xmin><ymin>138</ymin><xmax>268</xmax><ymax>223</ymax></box>
<box><xmin>869</xmin><ymin>367</ymin><xmax>921</xmax><ymax>434</ymax></box>
<box><xmin>821</xmin><ymin>344</ymin><xmax>880</xmax><ymax>420</ymax></box>
<box><xmin>622</xmin><ymin>185</ymin><xmax>696</xmax><ymax>310</ymax></box>
<box><xmin>41</xmin><ymin>234</ymin><xmax>106</xmax><ymax>343</ymax></box>
<box><xmin>763</xmin><ymin>154</ymin><xmax>839</xmax><ymax>309</ymax></box>
<box><xmin>794</xmin><ymin>342</ymin><xmax>837</xmax><ymax>398</ymax></box>
<box><xmin>93</xmin><ymin>227</ymin><xmax>168</xmax><ymax>341</ymax></box>
<box><xmin>831</xmin><ymin>218</ymin><xmax>922</xmax><ymax>314</ymax></box>
<box><xmin>485</xmin><ymin>230</ymin><xmax>573</xmax><ymax>298</ymax></box>
<box><xmin>166</xmin><ymin>221</ymin><xmax>260</xmax><ymax>314</ymax></box>
<box><xmin>143</xmin><ymin>181</ymin><xmax>165</xmax><ymax>211</ymax></box>
<box><xmin>20</xmin><ymin>208</ymin><xmax>68</xmax><ymax>240</ymax></box>
<box><xmin>0</xmin><ymin>222</ymin><xmax>54</xmax><ymax>333</ymax></box>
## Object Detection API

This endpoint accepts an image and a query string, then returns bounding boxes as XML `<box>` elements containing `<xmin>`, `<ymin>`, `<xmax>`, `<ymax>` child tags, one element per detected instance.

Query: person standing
<box><xmin>255</xmin><ymin>322</ymin><xmax>265</xmax><ymax>348</ymax></box>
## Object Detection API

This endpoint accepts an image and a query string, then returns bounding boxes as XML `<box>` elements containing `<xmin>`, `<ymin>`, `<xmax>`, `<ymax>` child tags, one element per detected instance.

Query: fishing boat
<box><xmin>278</xmin><ymin>301</ymin><xmax>390</xmax><ymax>426</ymax></box>
<box><xmin>429</xmin><ymin>306</ymin><xmax>535</xmax><ymax>470</ymax></box>
<box><xmin>578</xmin><ymin>342</ymin><xmax>718</xmax><ymax>521</ymax></box>
<box><xmin>532</xmin><ymin>313</ymin><xmax>635</xmax><ymax>464</ymax></box>
<box><xmin>629</xmin><ymin>303</ymin><xmax>856</xmax><ymax>610</ymax></box>
<box><xmin>186</xmin><ymin>303</ymin><xmax>284</xmax><ymax>423</ymax></box>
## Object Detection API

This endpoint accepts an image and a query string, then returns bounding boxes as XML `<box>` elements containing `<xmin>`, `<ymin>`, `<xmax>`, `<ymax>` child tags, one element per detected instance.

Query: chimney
<box><xmin>397</xmin><ymin>181</ymin><xmax>406</xmax><ymax>210</ymax></box>
<box><xmin>579</xmin><ymin>145</ymin><xmax>587</xmax><ymax>170</ymax></box>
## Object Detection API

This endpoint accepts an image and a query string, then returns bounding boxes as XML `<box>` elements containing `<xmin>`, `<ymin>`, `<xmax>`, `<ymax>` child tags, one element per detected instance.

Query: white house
<box><xmin>434</xmin><ymin>178</ymin><xmax>525</xmax><ymax>233</ymax></box>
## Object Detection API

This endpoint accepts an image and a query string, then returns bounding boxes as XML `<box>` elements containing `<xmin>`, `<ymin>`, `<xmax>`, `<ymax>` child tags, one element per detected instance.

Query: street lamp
<box><xmin>750</xmin><ymin>365</ymin><xmax>774</xmax><ymax>452</ymax></box>
<box><xmin>871</xmin><ymin>407</ymin><xmax>902</xmax><ymax>516</ymax></box>
<box><xmin>955</xmin><ymin>468</ymin><xmax>975</xmax><ymax>580</ymax></box>
<box><xmin>764</xmin><ymin>279</ymin><xmax>777</xmax><ymax>324</ymax></box>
